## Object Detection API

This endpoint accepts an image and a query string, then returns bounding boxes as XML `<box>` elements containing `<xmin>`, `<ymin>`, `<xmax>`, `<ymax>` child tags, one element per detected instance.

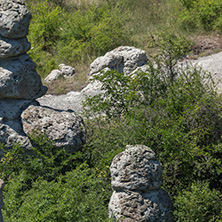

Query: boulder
<box><xmin>37</xmin><ymin>91</ymin><xmax>84</xmax><ymax>113</ymax></box>
<box><xmin>44</xmin><ymin>69</ymin><xmax>63</xmax><ymax>83</ymax></box>
<box><xmin>0</xmin><ymin>54</ymin><xmax>47</xmax><ymax>99</ymax></box>
<box><xmin>109</xmin><ymin>189</ymin><xmax>173</xmax><ymax>222</ymax></box>
<box><xmin>0</xmin><ymin>0</ymin><xmax>31</xmax><ymax>39</ymax></box>
<box><xmin>59</xmin><ymin>64</ymin><xmax>75</xmax><ymax>77</ymax></box>
<box><xmin>90</xmin><ymin>46</ymin><xmax>148</xmax><ymax>75</ymax></box>
<box><xmin>44</xmin><ymin>65</ymin><xmax>75</xmax><ymax>83</ymax></box>
<box><xmin>21</xmin><ymin>105</ymin><xmax>86</xmax><ymax>149</ymax></box>
<box><xmin>0</xmin><ymin>120</ymin><xmax>32</xmax><ymax>149</ymax></box>
<box><xmin>0</xmin><ymin>99</ymin><xmax>39</xmax><ymax>120</ymax></box>
<box><xmin>110</xmin><ymin>145</ymin><xmax>162</xmax><ymax>192</ymax></box>
<box><xmin>0</xmin><ymin>35</ymin><xmax>30</xmax><ymax>58</ymax></box>
<box><xmin>108</xmin><ymin>145</ymin><xmax>173</xmax><ymax>222</ymax></box>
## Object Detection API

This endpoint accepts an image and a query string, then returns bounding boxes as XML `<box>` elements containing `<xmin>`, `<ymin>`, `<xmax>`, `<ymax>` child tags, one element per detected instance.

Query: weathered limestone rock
<box><xmin>0</xmin><ymin>179</ymin><xmax>4</xmax><ymax>222</ymax></box>
<box><xmin>44</xmin><ymin>69</ymin><xmax>63</xmax><ymax>83</ymax></box>
<box><xmin>0</xmin><ymin>0</ymin><xmax>31</xmax><ymax>39</ymax></box>
<box><xmin>21</xmin><ymin>105</ymin><xmax>86</xmax><ymax>149</ymax></box>
<box><xmin>90</xmin><ymin>46</ymin><xmax>148</xmax><ymax>75</ymax></box>
<box><xmin>108</xmin><ymin>145</ymin><xmax>173</xmax><ymax>222</ymax></box>
<box><xmin>59</xmin><ymin>64</ymin><xmax>75</xmax><ymax>77</ymax></box>
<box><xmin>0</xmin><ymin>100</ymin><xmax>38</xmax><ymax>148</ymax></box>
<box><xmin>0</xmin><ymin>54</ymin><xmax>47</xmax><ymax>99</ymax></box>
<box><xmin>40</xmin><ymin>47</ymin><xmax>148</xmax><ymax>113</ymax></box>
<box><xmin>0</xmin><ymin>35</ymin><xmax>30</xmax><ymax>58</ymax></box>
<box><xmin>44</xmin><ymin>64</ymin><xmax>75</xmax><ymax>83</ymax></box>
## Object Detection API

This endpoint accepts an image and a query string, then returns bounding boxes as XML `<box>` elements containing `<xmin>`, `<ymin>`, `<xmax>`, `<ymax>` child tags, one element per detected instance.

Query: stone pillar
<box><xmin>108</xmin><ymin>145</ymin><xmax>174</xmax><ymax>222</ymax></box>
<box><xmin>0</xmin><ymin>0</ymin><xmax>86</xmax><ymax>150</ymax></box>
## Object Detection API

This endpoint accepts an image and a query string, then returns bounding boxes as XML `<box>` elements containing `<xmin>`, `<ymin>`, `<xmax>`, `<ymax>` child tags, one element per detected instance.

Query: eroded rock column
<box><xmin>0</xmin><ymin>0</ymin><xmax>86</xmax><ymax>150</ymax></box>
<box><xmin>108</xmin><ymin>145</ymin><xmax>173</xmax><ymax>222</ymax></box>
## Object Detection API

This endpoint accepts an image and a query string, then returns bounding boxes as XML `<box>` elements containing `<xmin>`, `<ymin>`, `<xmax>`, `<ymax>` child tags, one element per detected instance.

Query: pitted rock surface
<box><xmin>21</xmin><ymin>105</ymin><xmax>86</xmax><ymax>149</ymax></box>
<box><xmin>0</xmin><ymin>0</ymin><xmax>31</xmax><ymax>38</ymax></box>
<box><xmin>0</xmin><ymin>35</ymin><xmax>30</xmax><ymax>58</ymax></box>
<box><xmin>0</xmin><ymin>100</ymin><xmax>38</xmax><ymax>120</ymax></box>
<box><xmin>110</xmin><ymin>145</ymin><xmax>162</xmax><ymax>192</ymax></box>
<box><xmin>109</xmin><ymin>190</ymin><xmax>173</xmax><ymax>222</ymax></box>
<box><xmin>108</xmin><ymin>145</ymin><xmax>173</xmax><ymax>222</ymax></box>
<box><xmin>90</xmin><ymin>46</ymin><xmax>148</xmax><ymax>75</ymax></box>
<box><xmin>0</xmin><ymin>54</ymin><xmax>47</xmax><ymax>99</ymax></box>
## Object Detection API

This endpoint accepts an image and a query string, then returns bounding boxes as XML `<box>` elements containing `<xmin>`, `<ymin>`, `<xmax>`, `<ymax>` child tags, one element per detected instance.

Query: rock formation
<box><xmin>44</xmin><ymin>64</ymin><xmax>75</xmax><ymax>83</ymax></box>
<box><xmin>38</xmin><ymin>46</ymin><xmax>148</xmax><ymax>112</ymax></box>
<box><xmin>0</xmin><ymin>0</ymin><xmax>86</xmax><ymax>150</ymax></box>
<box><xmin>108</xmin><ymin>145</ymin><xmax>173</xmax><ymax>222</ymax></box>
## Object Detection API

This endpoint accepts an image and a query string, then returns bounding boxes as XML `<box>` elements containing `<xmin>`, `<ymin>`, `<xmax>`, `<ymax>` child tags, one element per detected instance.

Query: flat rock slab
<box><xmin>0</xmin><ymin>0</ymin><xmax>31</xmax><ymax>38</ymax></box>
<box><xmin>0</xmin><ymin>35</ymin><xmax>30</xmax><ymax>58</ymax></box>
<box><xmin>187</xmin><ymin>51</ymin><xmax>222</xmax><ymax>92</ymax></box>
<box><xmin>21</xmin><ymin>105</ymin><xmax>86</xmax><ymax>149</ymax></box>
<box><xmin>0</xmin><ymin>54</ymin><xmax>47</xmax><ymax>99</ymax></box>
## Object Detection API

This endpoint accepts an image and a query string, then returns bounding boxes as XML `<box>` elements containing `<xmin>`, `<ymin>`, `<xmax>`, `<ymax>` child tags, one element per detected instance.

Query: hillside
<box><xmin>0</xmin><ymin>0</ymin><xmax>222</xmax><ymax>221</ymax></box>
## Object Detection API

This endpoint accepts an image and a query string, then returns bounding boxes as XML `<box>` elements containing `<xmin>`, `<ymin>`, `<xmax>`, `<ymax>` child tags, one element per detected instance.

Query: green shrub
<box><xmin>174</xmin><ymin>182</ymin><xmax>222</xmax><ymax>222</ymax></box>
<box><xmin>179</xmin><ymin>0</ymin><xmax>222</xmax><ymax>32</ymax></box>
<box><xmin>2</xmin><ymin>164</ymin><xmax>112</xmax><ymax>222</ymax></box>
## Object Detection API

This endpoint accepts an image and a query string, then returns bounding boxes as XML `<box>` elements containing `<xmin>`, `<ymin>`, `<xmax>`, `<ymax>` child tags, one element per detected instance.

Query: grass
<box><xmin>25</xmin><ymin>0</ymin><xmax>222</xmax><ymax>95</ymax></box>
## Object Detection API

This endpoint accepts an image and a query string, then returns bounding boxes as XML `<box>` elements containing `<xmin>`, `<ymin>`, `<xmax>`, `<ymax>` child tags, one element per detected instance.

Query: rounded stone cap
<box><xmin>110</xmin><ymin>145</ymin><xmax>163</xmax><ymax>192</ymax></box>
<box><xmin>0</xmin><ymin>0</ymin><xmax>32</xmax><ymax>38</ymax></box>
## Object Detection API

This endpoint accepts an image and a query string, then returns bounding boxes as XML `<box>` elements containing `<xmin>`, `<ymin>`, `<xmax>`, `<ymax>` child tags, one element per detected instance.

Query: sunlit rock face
<box><xmin>108</xmin><ymin>145</ymin><xmax>174</xmax><ymax>222</ymax></box>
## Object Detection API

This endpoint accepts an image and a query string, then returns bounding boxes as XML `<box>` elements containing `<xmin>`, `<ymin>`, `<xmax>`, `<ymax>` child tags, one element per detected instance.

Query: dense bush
<box><xmin>83</xmin><ymin>32</ymin><xmax>222</xmax><ymax>220</ymax></box>
<box><xmin>179</xmin><ymin>0</ymin><xmax>222</xmax><ymax>32</ymax></box>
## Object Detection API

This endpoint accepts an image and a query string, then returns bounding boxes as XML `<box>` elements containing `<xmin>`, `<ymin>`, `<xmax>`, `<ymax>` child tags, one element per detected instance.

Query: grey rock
<box><xmin>187</xmin><ymin>51</ymin><xmax>222</xmax><ymax>93</ymax></box>
<box><xmin>0</xmin><ymin>99</ymin><xmax>38</xmax><ymax>120</ymax></box>
<box><xmin>110</xmin><ymin>145</ymin><xmax>162</xmax><ymax>192</ymax></box>
<box><xmin>0</xmin><ymin>119</ymin><xmax>32</xmax><ymax>149</ymax></box>
<box><xmin>0</xmin><ymin>0</ymin><xmax>31</xmax><ymax>38</ymax></box>
<box><xmin>44</xmin><ymin>69</ymin><xmax>63</xmax><ymax>83</ymax></box>
<box><xmin>90</xmin><ymin>46</ymin><xmax>148</xmax><ymax>75</ymax></box>
<box><xmin>37</xmin><ymin>91</ymin><xmax>84</xmax><ymax>114</ymax></box>
<box><xmin>59</xmin><ymin>64</ymin><xmax>75</xmax><ymax>77</ymax></box>
<box><xmin>21</xmin><ymin>105</ymin><xmax>86</xmax><ymax>149</ymax></box>
<box><xmin>108</xmin><ymin>145</ymin><xmax>173</xmax><ymax>222</ymax></box>
<box><xmin>0</xmin><ymin>35</ymin><xmax>30</xmax><ymax>58</ymax></box>
<box><xmin>0</xmin><ymin>54</ymin><xmax>47</xmax><ymax>99</ymax></box>
<box><xmin>109</xmin><ymin>189</ymin><xmax>173</xmax><ymax>222</ymax></box>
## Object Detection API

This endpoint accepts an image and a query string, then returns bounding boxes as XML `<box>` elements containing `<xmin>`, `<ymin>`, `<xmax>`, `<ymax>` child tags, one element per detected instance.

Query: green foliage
<box><xmin>179</xmin><ymin>0</ymin><xmax>222</xmax><ymax>32</ymax></box>
<box><xmin>174</xmin><ymin>182</ymin><xmax>222</xmax><ymax>222</ymax></box>
<box><xmin>83</xmin><ymin>31</ymin><xmax>222</xmax><ymax>220</ymax></box>
<box><xmin>3</xmin><ymin>164</ymin><xmax>112</xmax><ymax>222</ymax></box>
<box><xmin>27</xmin><ymin>0</ymin><xmax>130</xmax><ymax>77</ymax></box>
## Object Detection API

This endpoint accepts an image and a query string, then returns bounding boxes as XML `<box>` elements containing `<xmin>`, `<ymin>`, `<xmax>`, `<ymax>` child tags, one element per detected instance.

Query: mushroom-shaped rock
<box><xmin>108</xmin><ymin>145</ymin><xmax>173</xmax><ymax>222</ymax></box>
<box><xmin>110</xmin><ymin>145</ymin><xmax>162</xmax><ymax>192</ymax></box>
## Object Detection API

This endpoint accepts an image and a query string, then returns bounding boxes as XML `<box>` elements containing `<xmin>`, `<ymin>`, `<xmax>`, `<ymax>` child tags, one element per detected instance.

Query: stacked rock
<box><xmin>0</xmin><ymin>0</ymin><xmax>86</xmax><ymax>150</ymax></box>
<box><xmin>108</xmin><ymin>145</ymin><xmax>173</xmax><ymax>222</ymax></box>
<box><xmin>0</xmin><ymin>0</ymin><xmax>47</xmax><ymax>148</ymax></box>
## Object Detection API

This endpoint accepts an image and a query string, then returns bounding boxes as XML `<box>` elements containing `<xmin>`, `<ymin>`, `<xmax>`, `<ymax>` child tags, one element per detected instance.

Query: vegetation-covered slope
<box><xmin>0</xmin><ymin>0</ymin><xmax>222</xmax><ymax>221</ymax></box>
